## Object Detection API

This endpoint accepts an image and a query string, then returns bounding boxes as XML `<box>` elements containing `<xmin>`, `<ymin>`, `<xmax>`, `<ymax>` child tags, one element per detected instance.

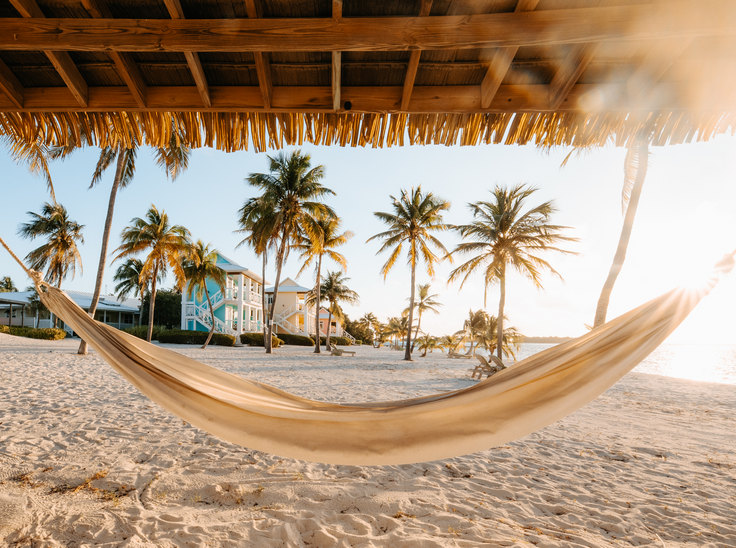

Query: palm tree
<box><xmin>358</xmin><ymin>312</ymin><xmax>379</xmax><ymax>347</ymax></box>
<box><xmin>293</xmin><ymin>213</ymin><xmax>353</xmax><ymax>353</ymax></box>
<box><xmin>439</xmin><ymin>334</ymin><xmax>462</xmax><ymax>353</ymax></box>
<box><xmin>374</xmin><ymin>322</ymin><xmax>390</xmax><ymax>348</ymax></box>
<box><xmin>115</xmin><ymin>205</ymin><xmax>191</xmax><ymax>342</ymax></box>
<box><xmin>417</xmin><ymin>334</ymin><xmax>439</xmax><ymax>357</ymax></box>
<box><xmin>246</xmin><ymin>150</ymin><xmax>335</xmax><ymax>353</ymax></box>
<box><xmin>78</xmin><ymin>124</ymin><xmax>191</xmax><ymax>354</ymax></box>
<box><xmin>182</xmin><ymin>240</ymin><xmax>227</xmax><ymax>349</ymax></box>
<box><xmin>476</xmin><ymin>315</ymin><xmax>522</xmax><ymax>360</ymax></box>
<box><xmin>367</xmin><ymin>186</ymin><xmax>450</xmax><ymax>361</ymax></box>
<box><xmin>311</xmin><ymin>270</ymin><xmax>359</xmax><ymax>349</ymax></box>
<box><xmin>461</xmin><ymin>309</ymin><xmax>488</xmax><ymax>356</ymax></box>
<box><xmin>113</xmin><ymin>258</ymin><xmax>157</xmax><ymax>326</ymax></box>
<box><xmin>449</xmin><ymin>184</ymin><xmax>575</xmax><ymax>360</ymax></box>
<box><xmin>594</xmin><ymin>135</ymin><xmax>649</xmax><ymax>327</ymax></box>
<box><xmin>18</xmin><ymin>202</ymin><xmax>84</xmax><ymax>288</ymax></box>
<box><xmin>386</xmin><ymin>315</ymin><xmax>409</xmax><ymax>350</ymax></box>
<box><xmin>406</xmin><ymin>283</ymin><xmax>442</xmax><ymax>351</ymax></box>
<box><xmin>236</xmin><ymin>195</ymin><xmax>279</xmax><ymax>346</ymax></box>
<box><xmin>2</xmin><ymin>134</ymin><xmax>65</xmax><ymax>203</ymax></box>
<box><xmin>0</xmin><ymin>276</ymin><xmax>17</xmax><ymax>292</ymax></box>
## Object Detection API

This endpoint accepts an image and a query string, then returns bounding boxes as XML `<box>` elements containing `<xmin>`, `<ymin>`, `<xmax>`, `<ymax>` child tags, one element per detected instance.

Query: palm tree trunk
<box><xmin>594</xmin><ymin>141</ymin><xmax>649</xmax><ymax>328</ymax></box>
<box><xmin>404</xmin><ymin>261</ymin><xmax>416</xmax><ymax>361</ymax></box>
<box><xmin>147</xmin><ymin>265</ymin><xmax>158</xmax><ymax>342</ymax></box>
<box><xmin>202</xmin><ymin>286</ymin><xmax>215</xmax><ymax>349</ymax></box>
<box><xmin>77</xmin><ymin>149</ymin><xmax>124</xmax><ymax>355</ymax></box>
<box><xmin>411</xmin><ymin>308</ymin><xmax>422</xmax><ymax>352</ymax></box>
<box><xmin>314</xmin><ymin>254</ymin><xmax>322</xmax><ymax>353</ymax></box>
<box><xmin>266</xmin><ymin>234</ymin><xmax>288</xmax><ymax>353</ymax></box>
<box><xmin>496</xmin><ymin>267</ymin><xmax>506</xmax><ymax>361</ymax></box>
<box><xmin>261</xmin><ymin>252</ymin><xmax>267</xmax><ymax>347</ymax></box>
<box><xmin>325</xmin><ymin>307</ymin><xmax>334</xmax><ymax>349</ymax></box>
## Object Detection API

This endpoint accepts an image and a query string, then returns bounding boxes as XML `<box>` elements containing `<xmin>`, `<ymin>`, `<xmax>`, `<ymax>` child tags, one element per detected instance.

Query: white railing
<box><xmin>209</xmin><ymin>290</ymin><xmax>225</xmax><ymax>309</ymax></box>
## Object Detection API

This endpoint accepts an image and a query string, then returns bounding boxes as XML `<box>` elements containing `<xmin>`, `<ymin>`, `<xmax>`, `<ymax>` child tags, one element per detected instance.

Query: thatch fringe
<box><xmin>1</xmin><ymin>111</ymin><xmax>735</xmax><ymax>152</ymax></box>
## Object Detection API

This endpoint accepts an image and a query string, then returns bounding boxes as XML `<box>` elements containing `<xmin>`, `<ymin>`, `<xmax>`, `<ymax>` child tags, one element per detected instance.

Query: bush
<box><xmin>124</xmin><ymin>325</ymin><xmax>167</xmax><ymax>341</ymax></box>
<box><xmin>158</xmin><ymin>329</ymin><xmax>236</xmax><ymax>346</ymax></box>
<box><xmin>318</xmin><ymin>335</ymin><xmax>353</xmax><ymax>346</ymax></box>
<box><xmin>277</xmin><ymin>333</ymin><xmax>314</xmax><ymax>346</ymax></box>
<box><xmin>0</xmin><ymin>325</ymin><xmax>67</xmax><ymax>340</ymax></box>
<box><xmin>240</xmin><ymin>332</ymin><xmax>283</xmax><ymax>347</ymax></box>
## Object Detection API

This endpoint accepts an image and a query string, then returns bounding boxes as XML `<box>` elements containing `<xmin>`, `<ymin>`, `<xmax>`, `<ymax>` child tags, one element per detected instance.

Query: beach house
<box><xmin>265</xmin><ymin>277</ymin><xmax>319</xmax><ymax>337</ymax></box>
<box><xmin>180</xmin><ymin>254</ymin><xmax>264</xmax><ymax>335</ymax></box>
<box><xmin>318</xmin><ymin>307</ymin><xmax>351</xmax><ymax>340</ymax></box>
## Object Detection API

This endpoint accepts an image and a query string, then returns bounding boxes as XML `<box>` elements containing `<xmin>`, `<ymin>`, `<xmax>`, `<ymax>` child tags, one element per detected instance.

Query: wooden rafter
<box><xmin>0</xmin><ymin>58</ymin><xmax>23</xmax><ymax>108</ymax></box>
<box><xmin>332</xmin><ymin>0</ymin><xmax>342</xmax><ymax>111</ymax></box>
<box><xmin>161</xmin><ymin>0</ymin><xmax>211</xmax><ymax>108</ymax></box>
<box><xmin>401</xmin><ymin>0</ymin><xmax>433</xmax><ymax>111</ymax></box>
<box><xmin>549</xmin><ymin>44</ymin><xmax>595</xmax><ymax>110</ymax></box>
<box><xmin>9</xmin><ymin>0</ymin><xmax>88</xmax><ymax>107</ymax></box>
<box><xmin>81</xmin><ymin>0</ymin><xmax>147</xmax><ymax>108</ymax></box>
<box><xmin>244</xmin><ymin>0</ymin><xmax>273</xmax><ymax>110</ymax></box>
<box><xmin>1</xmin><ymin>4</ymin><xmax>733</xmax><ymax>53</ymax></box>
<box><xmin>480</xmin><ymin>0</ymin><xmax>538</xmax><ymax>109</ymax></box>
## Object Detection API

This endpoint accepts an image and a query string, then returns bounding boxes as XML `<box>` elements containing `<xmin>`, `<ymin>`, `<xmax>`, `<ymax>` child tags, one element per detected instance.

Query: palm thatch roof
<box><xmin>1</xmin><ymin>1</ymin><xmax>736</xmax><ymax>151</ymax></box>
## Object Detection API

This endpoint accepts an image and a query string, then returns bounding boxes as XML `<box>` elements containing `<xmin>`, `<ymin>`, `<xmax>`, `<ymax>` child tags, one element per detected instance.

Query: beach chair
<box><xmin>471</xmin><ymin>355</ymin><xmax>505</xmax><ymax>379</ymax></box>
<box><xmin>448</xmin><ymin>349</ymin><xmax>472</xmax><ymax>359</ymax></box>
<box><xmin>330</xmin><ymin>343</ymin><xmax>356</xmax><ymax>356</ymax></box>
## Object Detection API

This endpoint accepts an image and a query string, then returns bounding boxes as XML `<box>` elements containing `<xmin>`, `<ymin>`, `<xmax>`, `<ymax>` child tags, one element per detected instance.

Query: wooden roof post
<box><xmin>332</xmin><ymin>1</ymin><xmax>343</xmax><ymax>111</ymax></box>
<box><xmin>401</xmin><ymin>0</ymin><xmax>433</xmax><ymax>111</ymax></box>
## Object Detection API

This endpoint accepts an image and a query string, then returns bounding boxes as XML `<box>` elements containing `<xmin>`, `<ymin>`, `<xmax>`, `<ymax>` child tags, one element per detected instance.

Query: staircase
<box><xmin>187</xmin><ymin>302</ymin><xmax>236</xmax><ymax>335</ymax></box>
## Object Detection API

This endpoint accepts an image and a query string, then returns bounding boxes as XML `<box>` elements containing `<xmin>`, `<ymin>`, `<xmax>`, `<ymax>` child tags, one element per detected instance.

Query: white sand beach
<box><xmin>0</xmin><ymin>332</ymin><xmax>734</xmax><ymax>547</ymax></box>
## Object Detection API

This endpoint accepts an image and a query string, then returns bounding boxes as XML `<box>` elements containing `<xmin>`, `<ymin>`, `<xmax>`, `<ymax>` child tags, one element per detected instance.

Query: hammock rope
<box><xmin>1</xmin><ymin>235</ymin><xmax>733</xmax><ymax>465</ymax></box>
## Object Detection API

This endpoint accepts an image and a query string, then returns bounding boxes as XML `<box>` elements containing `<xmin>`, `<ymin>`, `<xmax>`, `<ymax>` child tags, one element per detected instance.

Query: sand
<box><xmin>0</xmin><ymin>332</ymin><xmax>734</xmax><ymax>547</ymax></box>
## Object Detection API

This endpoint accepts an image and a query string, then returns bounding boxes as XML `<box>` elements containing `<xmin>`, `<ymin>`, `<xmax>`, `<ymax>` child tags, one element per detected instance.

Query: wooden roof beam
<box><xmin>480</xmin><ymin>0</ymin><xmax>538</xmax><ymax>109</ymax></box>
<box><xmin>81</xmin><ymin>0</ymin><xmax>146</xmax><ymax>108</ymax></box>
<box><xmin>332</xmin><ymin>1</ymin><xmax>342</xmax><ymax>111</ymax></box>
<box><xmin>3</xmin><ymin>3</ymin><xmax>735</xmax><ymax>52</ymax></box>
<box><xmin>0</xmin><ymin>58</ymin><xmax>24</xmax><ymax>108</ymax></box>
<box><xmin>9</xmin><ymin>0</ymin><xmax>88</xmax><ymax>107</ymax></box>
<box><xmin>549</xmin><ymin>44</ymin><xmax>595</xmax><ymax>110</ymax></box>
<box><xmin>401</xmin><ymin>0</ymin><xmax>433</xmax><ymax>111</ymax></box>
<box><xmin>244</xmin><ymin>0</ymin><xmax>273</xmax><ymax>110</ymax></box>
<box><xmin>162</xmin><ymin>0</ymin><xmax>211</xmax><ymax>108</ymax></box>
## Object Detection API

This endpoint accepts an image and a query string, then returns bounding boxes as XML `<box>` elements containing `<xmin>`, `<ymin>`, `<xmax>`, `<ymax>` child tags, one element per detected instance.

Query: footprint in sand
<box><xmin>0</xmin><ymin>494</ymin><xmax>27</xmax><ymax>536</ymax></box>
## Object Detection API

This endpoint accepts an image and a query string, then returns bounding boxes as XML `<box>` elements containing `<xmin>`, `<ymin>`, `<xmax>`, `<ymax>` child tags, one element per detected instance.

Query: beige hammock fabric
<box><xmin>30</xmin><ymin>276</ymin><xmax>718</xmax><ymax>466</ymax></box>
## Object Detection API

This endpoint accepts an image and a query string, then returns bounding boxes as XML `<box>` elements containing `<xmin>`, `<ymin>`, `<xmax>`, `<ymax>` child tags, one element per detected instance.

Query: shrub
<box><xmin>318</xmin><ymin>335</ymin><xmax>353</xmax><ymax>346</ymax></box>
<box><xmin>1</xmin><ymin>325</ymin><xmax>67</xmax><ymax>340</ymax></box>
<box><xmin>124</xmin><ymin>325</ymin><xmax>167</xmax><ymax>341</ymax></box>
<box><xmin>278</xmin><ymin>333</ymin><xmax>314</xmax><ymax>346</ymax></box>
<box><xmin>158</xmin><ymin>329</ymin><xmax>236</xmax><ymax>346</ymax></box>
<box><xmin>240</xmin><ymin>332</ymin><xmax>283</xmax><ymax>347</ymax></box>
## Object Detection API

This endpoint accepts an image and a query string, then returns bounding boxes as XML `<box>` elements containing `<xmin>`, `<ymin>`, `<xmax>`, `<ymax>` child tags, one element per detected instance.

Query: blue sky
<box><xmin>2</xmin><ymin>135</ymin><xmax>735</xmax><ymax>342</ymax></box>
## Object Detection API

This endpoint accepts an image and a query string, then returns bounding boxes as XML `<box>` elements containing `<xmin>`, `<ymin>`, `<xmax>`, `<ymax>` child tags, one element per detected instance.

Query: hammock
<box><xmin>1</xmin><ymin>238</ymin><xmax>732</xmax><ymax>465</ymax></box>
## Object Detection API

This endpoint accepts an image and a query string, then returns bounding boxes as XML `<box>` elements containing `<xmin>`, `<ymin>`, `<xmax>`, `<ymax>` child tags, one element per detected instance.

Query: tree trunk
<box><xmin>261</xmin><ymin>252</ymin><xmax>267</xmax><ymax>347</ymax></box>
<box><xmin>78</xmin><ymin>148</ymin><xmax>124</xmax><ymax>355</ymax></box>
<box><xmin>496</xmin><ymin>266</ymin><xmax>506</xmax><ymax>361</ymax></box>
<box><xmin>202</xmin><ymin>286</ymin><xmax>216</xmax><ymax>349</ymax></box>
<box><xmin>594</xmin><ymin>140</ymin><xmax>649</xmax><ymax>328</ymax></box>
<box><xmin>147</xmin><ymin>266</ymin><xmax>158</xmax><ymax>342</ymax></box>
<box><xmin>266</xmin><ymin>234</ymin><xmax>288</xmax><ymax>353</ymax></box>
<box><xmin>325</xmin><ymin>307</ymin><xmax>332</xmax><ymax>350</ymax></box>
<box><xmin>404</xmin><ymin>260</ymin><xmax>416</xmax><ymax>361</ymax></box>
<box><xmin>314</xmin><ymin>254</ymin><xmax>322</xmax><ymax>353</ymax></box>
<box><xmin>411</xmin><ymin>308</ymin><xmax>422</xmax><ymax>352</ymax></box>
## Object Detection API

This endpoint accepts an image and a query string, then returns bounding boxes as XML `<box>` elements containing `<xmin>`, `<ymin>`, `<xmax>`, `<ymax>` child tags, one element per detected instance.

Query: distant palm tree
<box><xmin>405</xmin><ymin>283</ymin><xmax>442</xmax><ymax>351</ymax></box>
<box><xmin>477</xmin><ymin>315</ymin><xmax>521</xmax><ymax>360</ymax></box>
<box><xmin>417</xmin><ymin>334</ymin><xmax>439</xmax><ymax>357</ymax></box>
<box><xmin>461</xmin><ymin>309</ymin><xmax>488</xmax><ymax>356</ymax></box>
<box><xmin>594</xmin><ymin>136</ymin><xmax>649</xmax><ymax>327</ymax></box>
<box><xmin>449</xmin><ymin>185</ymin><xmax>575</xmax><ymax>360</ymax></box>
<box><xmin>386</xmin><ymin>315</ymin><xmax>409</xmax><ymax>350</ymax></box>
<box><xmin>0</xmin><ymin>276</ymin><xmax>17</xmax><ymax>292</ymax></box>
<box><xmin>374</xmin><ymin>322</ymin><xmax>391</xmax><ymax>348</ymax></box>
<box><xmin>368</xmin><ymin>186</ymin><xmax>450</xmax><ymax>361</ymax></box>
<box><xmin>310</xmin><ymin>270</ymin><xmax>359</xmax><ymax>349</ymax></box>
<box><xmin>78</xmin><ymin>124</ymin><xmax>191</xmax><ymax>354</ymax></box>
<box><xmin>182</xmin><ymin>240</ymin><xmax>227</xmax><ymax>349</ymax></box>
<box><xmin>358</xmin><ymin>312</ymin><xmax>379</xmax><ymax>347</ymax></box>
<box><xmin>18</xmin><ymin>202</ymin><xmax>84</xmax><ymax>288</ymax></box>
<box><xmin>113</xmin><ymin>258</ymin><xmax>157</xmax><ymax>326</ymax></box>
<box><xmin>439</xmin><ymin>334</ymin><xmax>462</xmax><ymax>353</ymax></box>
<box><xmin>293</xmin><ymin>213</ymin><xmax>353</xmax><ymax>353</ymax></box>
<box><xmin>115</xmin><ymin>205</ymin><xmax>191</xmax><ymax>342</ymax></box>
<box><xmin>246</xmin><ymin>150</ymin><xmax>335</xmax><ymax>353</ymax></box>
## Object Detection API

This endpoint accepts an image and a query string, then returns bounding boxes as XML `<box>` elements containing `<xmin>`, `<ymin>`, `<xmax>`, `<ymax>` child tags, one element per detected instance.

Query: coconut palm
<box><xmin>373</xmin><ymin>322</ymin><xmax>391</xmax><ymax>348</ymax></box>
<box><xmin>115</xmin><ymin>205</ymin><xmax>191</xmax><ymax>342</ymax></box>
<box><xmin>594</xmin><ymin>135</ymin><xmax>649</xmax><ymax>327</ymax></box>
<box><xmin>236</xmin><ymin>195</ymin><xmax>279</xmax><ymax>346</ymax></box>
<box><xmin>293</xmin><ymin>214</ymin><xmax>353</xmax><ymax>353</ymax></box>
<box><xmin>18</xmin><ymin>202</ymin><xmax>84</xmax><ymax>288</ymax></box>
<box><xmin>449</xmin><ymin>185</ymin><xmax>575</xmax><ymax>360</ymax></box>
<box><xmin>417</xmin><ymin>334</ymin><xmax>439</xmax><ymax>357</ymax></box>
<box><xmin>358</xmin><ymin>312</ymin><xmax>379</xmax><ymax>347</ymax></box>
<box><xmin>405</xmin><ymin>283</ymin><xmax>442</xmax><ymax>351</ymax></box>
<box><xmin>246</xmin><ymin>150</ymin><xmax>335</xmax><ymax>353</ymax></box>
<box><xmin>439</xmin><ymin>334</ymin><xmax>462</xmax><ymax>353</ymax></box>
<box><xmin>2</xmin><ymin>134</ymin><xmax>65</xmax><ymax>202</ymax></box>
<box><xmin>367</xmin><ymin>186</ymin><xmax>450</xmax><ymax>361</ymax></box>
<box><xmin>113</xmin><ymin>258</ymin><xmax>159</xmax><ymax>326</ymax></box>
<box><xmin>182</xmin><ymin>240</ymin><xmax>227</xmax><ymax>350</ymax></box>
<box><xmin>386</xmin><ymin>315</ymin><xmax>410</xmax><ymax>350</ymax></box>
<box><xmin>78</xmin><ymin>124</ymin><xmax>191</xmax><ymax>354</ymax></box>
<box><xmin>0</xmin><ymin>276</ymin><xmax>17</xmax><ymax>292</ymax></box>
<box><xmin>310</xmin><ymin>270</ymin><xmax>359</xmax><ymax>349</ymax></box>
<box><xmin>476</xmin><ymin>315</ymin><xmax>522</xmax><ymax>360</ymax></box>
<box><xmin>461</xmin><ymin>309</ymin><xmax>489</xmax><ymax>356</ymax></box>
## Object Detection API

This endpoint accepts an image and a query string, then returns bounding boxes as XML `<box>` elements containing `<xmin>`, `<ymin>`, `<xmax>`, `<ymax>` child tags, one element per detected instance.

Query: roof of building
<box><xmin>266</xmin><ymin>277</ymin><xmax>311</xmax><ymax>293</ymax></box>
<box><xmin>0</xmin><ymin>290</ymin><xmax>140</xmax><ymax>313</ymax></box>
<box><xmin>1</xmin><ymin>1</ymin><xmax>735</xmax><ymax>151</ymax></box>
<box><xmin>215</xmin><ymin>253</ymin><xmax>265</xmax><ymax>284</ymax></box>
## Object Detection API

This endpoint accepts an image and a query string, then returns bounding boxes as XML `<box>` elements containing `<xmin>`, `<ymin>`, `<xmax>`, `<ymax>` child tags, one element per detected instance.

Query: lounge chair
<box><xmin>471</xmin><ymin>355</ymin><xmax>506</xmax><ymax>379</ymax></box>
<box><xmin>448</xmin><ymin>349</ymin><xmax>472</xmax><ymax>359</ymax></box>
<box><xmin>330</xmin><ymin>343</ymin><xmax>356</xmax><ymax>356</ymax></box>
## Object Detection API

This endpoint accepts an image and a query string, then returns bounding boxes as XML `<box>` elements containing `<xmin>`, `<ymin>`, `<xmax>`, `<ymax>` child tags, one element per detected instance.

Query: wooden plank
<box><xmin>332</xmin><ymin>51</ymin><xmax>341</xmax><ymax>111</ymax></box>
<box><xmin>10</xmin><ymin>0</ymin><xmax>88</xmax><ymax>107</ymax></box>
<box><xmin>244</xmin><ymin>0</ymin><xmax>259</xmax><ymax>19</ymax></box>
<box><xmin>333</xmin><ymin>0</ymin><xmax>342</xmax><ymax>20</ymax></box>
<box><xmin>549</xmin><ymin>44</ymin><xmax>594</xmax><ymax>110</ymax></box>
<box><xmin>400</xmin><ymin>0</ymin><xmax>433</xmax><ymax>111</ymax></box>
<box><xmin>254</xmin><ymin>52</ymin><xmax>273</xmax><ymax>109</ymax></box>
<box><xmin>1</xmin><ymin>4</ymin><xmax>734</xmax><ymax>52</ymax></box>
<box><xmin>480</xmin><ymin>0</ymin><xmax>539</xmax><ymax>109</ymax></box>
<box><xmin>0</xmin><ymin>58</ymin><xmax>24</xmax><ymax>108</ymax></box>
<box><xmin>0</xmin><ymin>82</ymin><xmax>725</xmax><ymax>113</ymax></box>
